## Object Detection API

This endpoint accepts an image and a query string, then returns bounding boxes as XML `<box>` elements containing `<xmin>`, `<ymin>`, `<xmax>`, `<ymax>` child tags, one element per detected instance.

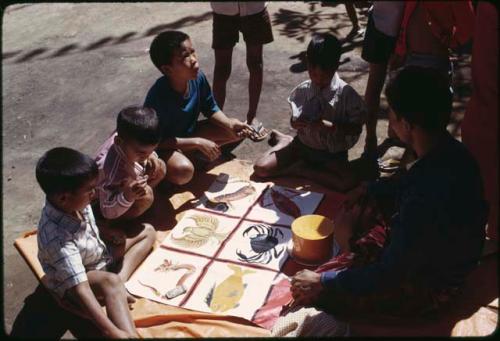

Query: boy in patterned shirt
<box><xmin>95</xmin><ymin>106</ymin><xmax>166</xmax><ymax>222</ymax></box>
<box><xmin>36</xmin><ymin>147</ymin><xmax>156</xmax><ymax>338</ymax></box>
<box><xmin>254</xmin><ymin>33</ymin><xmax>366</xmax><ymax>192</ymax></box>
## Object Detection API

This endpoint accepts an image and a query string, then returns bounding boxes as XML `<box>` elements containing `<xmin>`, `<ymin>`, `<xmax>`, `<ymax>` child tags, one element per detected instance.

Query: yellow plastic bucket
<box><xmin>291</xmin><ymin>214</ymin><xmax>334</xmax><ymax>264</ymax></box>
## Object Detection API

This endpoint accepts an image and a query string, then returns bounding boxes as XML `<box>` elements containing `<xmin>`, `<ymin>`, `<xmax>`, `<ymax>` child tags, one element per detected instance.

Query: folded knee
<box><xmin>168</xmin><ymin>161</ymin><xmax>194</xmax><ymax>185</ymax></box>
<box><xmin>102</xmin><ymin>272</ymin><xmax>123</xmax><ymax>289</ymax></box>
<box><xmin>141</xmin><ymin>223</ymin><xmax>157</xmax><ymax>246</ymax></box>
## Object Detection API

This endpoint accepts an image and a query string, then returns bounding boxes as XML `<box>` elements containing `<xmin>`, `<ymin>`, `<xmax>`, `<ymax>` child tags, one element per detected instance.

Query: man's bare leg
<box><xmin>246</xmin><ymin>43</ymin><xmax>264</xmax><ymax>125</ymax></box>
<box><xmin>364</xmin><ymin>62</ymin><xmax>388</xmax><ymax>156</ymax></box>
<box><xmin>213</xmin><ymin>48</ymin><xmax>234</xmax><ymax>110</ymax></box>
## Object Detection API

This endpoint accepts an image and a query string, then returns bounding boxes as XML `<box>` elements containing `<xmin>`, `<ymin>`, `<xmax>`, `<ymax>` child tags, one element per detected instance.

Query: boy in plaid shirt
<box><xmin>36</xmin><ymin>147</ymin><xmax>155</xmax><ymax>338</ymax></box>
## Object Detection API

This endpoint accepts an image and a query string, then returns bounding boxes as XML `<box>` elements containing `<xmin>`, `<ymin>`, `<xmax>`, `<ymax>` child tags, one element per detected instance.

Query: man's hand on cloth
<box><xmin>288</xmin><ymin>270</ymin><xmax>323</xmax><ymax>309</ymax></box>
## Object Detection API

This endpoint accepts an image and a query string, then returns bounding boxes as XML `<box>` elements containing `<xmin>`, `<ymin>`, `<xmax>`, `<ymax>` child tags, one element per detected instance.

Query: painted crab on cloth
<box><xmin>171</xmin><ymin>215</ymin><xmax>229</xmax><ymax>248</ymax></box>
<box><xmin>237</xmin><ymin>224</ymin><xmax>285</xmax><ymax>264</ymax></box>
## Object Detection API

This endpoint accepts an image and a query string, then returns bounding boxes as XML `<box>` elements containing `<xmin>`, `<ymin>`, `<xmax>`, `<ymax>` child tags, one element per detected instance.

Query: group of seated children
<box><xmin>35</xmin><ymin>28</ymin><xmax>488</xmax><ymax>338</ymax></box>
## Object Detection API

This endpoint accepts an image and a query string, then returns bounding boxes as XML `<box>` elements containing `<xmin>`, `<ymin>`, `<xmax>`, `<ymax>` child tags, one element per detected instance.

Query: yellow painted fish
<box><xmin>205</xmin><ymin>264</ymin><xmax>255</xmax><ymax>313</ymax></box>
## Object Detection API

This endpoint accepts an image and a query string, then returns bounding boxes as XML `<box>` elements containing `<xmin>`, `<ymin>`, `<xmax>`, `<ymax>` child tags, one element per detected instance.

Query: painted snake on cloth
<box><xmin>138</xmin><ymin>259</ymin><xmax>195</xmax><ymax>299</ymax></box>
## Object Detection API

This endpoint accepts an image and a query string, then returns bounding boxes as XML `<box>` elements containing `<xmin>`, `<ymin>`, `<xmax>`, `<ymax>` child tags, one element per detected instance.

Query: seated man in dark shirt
<box><xmin>289</xmin><ymin>66</ymin><xmax>488</xmax><ymax>317</ymax></box>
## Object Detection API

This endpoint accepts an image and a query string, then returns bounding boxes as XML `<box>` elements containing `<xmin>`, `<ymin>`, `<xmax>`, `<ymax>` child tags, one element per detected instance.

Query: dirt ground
<box><xmin>1</xmin><ymin>2</ymin><xmax>471</xmax><ymax>337</ymax></box>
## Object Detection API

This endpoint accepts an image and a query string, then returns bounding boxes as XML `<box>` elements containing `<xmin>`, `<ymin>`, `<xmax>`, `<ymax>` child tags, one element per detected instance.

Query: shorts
<box><xmin>288</xmin><ymin>136</ymin><xmax>348</xmax><ymax>166</ymax></box>
<box><xmin>361</xmin><ymin>11</ymin><xmax>397</xmax><ymax>64</ymax></box>
<box><xmin>212</xmin><ymin>9</ymin><xmax>274</xmax><ymax>49</ymax></box>
<box><xmin>404</xmin><ymin>52</ymin><xmax>453</xmax><ymax>87</ymax></box>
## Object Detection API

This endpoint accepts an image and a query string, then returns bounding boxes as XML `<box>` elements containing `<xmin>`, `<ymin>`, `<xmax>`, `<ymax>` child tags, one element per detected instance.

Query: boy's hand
<box><xmin>229</xmin><ymin>118</ymin><xmax>254</xmax><ymax>138</ymax></box>
<box><xmin>121</xmin><ymin>176</ymin><xmax>148</xmax><ymax>202</ymax></box>
<box><xmin>196</xmin><ymin>137</ymin><xmax>221</xmax><ymax>161</ymax></box>
<box><xmin>145</xmin><ymin>154</ymin><xmax>164</xmax><ymax>180</ymax></box>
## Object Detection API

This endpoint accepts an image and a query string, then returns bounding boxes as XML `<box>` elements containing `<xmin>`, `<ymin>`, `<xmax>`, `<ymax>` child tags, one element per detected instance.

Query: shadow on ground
<box><xmin>3</xmin><ymin>11</ymin><xmax>213</xmax><ymax>64</ymax></box>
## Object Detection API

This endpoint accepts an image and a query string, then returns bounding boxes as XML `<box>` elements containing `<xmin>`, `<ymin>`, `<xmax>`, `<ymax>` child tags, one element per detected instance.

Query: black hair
<box><xmin>116</xmin><ymin>106</ymin><xmax>161</xmax><ymax>145</ymax></box>
<box><xmin>385</xmin><ymin>66</ymin><xmax>452</xmax><ymax>132</ymax></box>
<box><xmin>306</xmin><ymin>33</ymin><xmax>342</xmax><ymax>70</ymax></box>
<box><xmin>36</xmin><ymin>147</ymin><xmax>98</xmax><ymax>196</ymax></box>
<box><xmin>149</xmin><ymin>30</ymin><xmax>190</xmax><ymax>71</ymax></box>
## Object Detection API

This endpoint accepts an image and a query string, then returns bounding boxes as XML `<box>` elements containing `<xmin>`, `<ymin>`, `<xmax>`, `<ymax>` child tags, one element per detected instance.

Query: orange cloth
<box><xmin>14</xmin><ymin>159</ymin><xmax>498</xmax><ymax>336</ymax></box>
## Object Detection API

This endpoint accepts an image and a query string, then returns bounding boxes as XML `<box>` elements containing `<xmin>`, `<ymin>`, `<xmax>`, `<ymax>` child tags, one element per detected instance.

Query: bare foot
<box><xmin>268</xmin><ymin>129</ymin><xmax>293</xmax><ymax>147</ymax></box>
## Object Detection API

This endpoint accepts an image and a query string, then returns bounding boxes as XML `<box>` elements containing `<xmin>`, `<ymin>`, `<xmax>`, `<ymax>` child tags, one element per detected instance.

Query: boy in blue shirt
<box><xmin>144</xmin><ymin>30</ymin><xmax>255</xmax><ymax>186</ymax></box>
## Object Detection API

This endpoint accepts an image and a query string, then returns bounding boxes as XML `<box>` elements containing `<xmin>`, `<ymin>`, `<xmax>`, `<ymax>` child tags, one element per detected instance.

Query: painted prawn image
<box><xmin>204</xmin><ymin>179</ymin><xmax>256</xmax><ymax>212</ymax></box>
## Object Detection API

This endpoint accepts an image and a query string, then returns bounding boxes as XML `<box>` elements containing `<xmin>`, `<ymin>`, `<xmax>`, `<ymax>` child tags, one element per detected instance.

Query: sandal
<box><xmin>247</xmin><ymin>119</ymin><xmax>270</xmax><ymax>142</ymax></box>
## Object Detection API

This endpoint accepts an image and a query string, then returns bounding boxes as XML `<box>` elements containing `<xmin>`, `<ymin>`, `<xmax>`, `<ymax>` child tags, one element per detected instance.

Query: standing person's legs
<box><xmin>241</xmin><ymin>8</ymin><xmax>274</xmax><ymax>125</ymax></box>
<box><xmin>212</xmin><ymin>12</ymin><xmax>239</xmax><ymax>110</ymax></box>
<box><xmin>360</xmin><ymin>11</ymin><xmax>397</xmax><ymax>157</ymax></box>
<box><xmin>364</xmin><ymin>63</ymin><xmax>388</xmax><ymax>155</ymax></box>
<box><xmin>213</xmin><ymin>48</ymin><xmax>234</xmax><ymax>110</ymax></box>
<box><xmin>245</xmin><ymin>43</ymin><xmax>263</xmax><ymax>125</ymax></box>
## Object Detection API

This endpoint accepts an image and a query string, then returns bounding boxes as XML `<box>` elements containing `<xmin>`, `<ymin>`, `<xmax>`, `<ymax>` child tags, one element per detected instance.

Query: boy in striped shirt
<box><xmin>96</xmin><ymin>106</ymin><xmax>166</xmax><ymax>223</ymax></box>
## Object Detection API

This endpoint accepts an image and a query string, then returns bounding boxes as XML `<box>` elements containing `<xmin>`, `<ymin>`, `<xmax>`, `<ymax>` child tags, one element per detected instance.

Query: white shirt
<box><xmin>210</xmin><ymin>2</ymin><xmax>267</xmax><ymax>16</ymax></box>
<box><xmin>37</xmin><ymin>201</ymin><xmax>112</xmax><ymax>298</ymax></box>
<box><xmin>372</xmin><ymin>1</ymin><xmax>405</xmax><ymax>37</ymax></box>
<box><xmin>288</xmin><ymin>73</ymin><xmax>365</xmax><ymax>153</ymax></box>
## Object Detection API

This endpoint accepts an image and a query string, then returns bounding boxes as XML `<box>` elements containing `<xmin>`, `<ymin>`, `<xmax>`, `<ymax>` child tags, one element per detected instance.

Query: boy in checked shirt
<box><xmin>36</xmin><ymin>147</ymin><xmax>155</xmax><ymax>338</ymax></box>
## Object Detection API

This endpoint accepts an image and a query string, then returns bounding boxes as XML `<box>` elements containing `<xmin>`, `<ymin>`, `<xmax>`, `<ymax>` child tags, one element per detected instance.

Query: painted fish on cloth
<box><xmin>205</xmin><ymin>264</ymin><xmax>255</xmax><ymax>313</ymax></box>
<box><xmin>270</xmin><ymin>188</ymin><xmax>301</xmax><ymax>218</ymax></box>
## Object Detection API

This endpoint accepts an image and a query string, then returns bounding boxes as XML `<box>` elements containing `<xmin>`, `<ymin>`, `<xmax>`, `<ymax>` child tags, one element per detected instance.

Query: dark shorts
<box><xmin>212</xmin><ymin>9</ymin><xmax>274</xmax><ymax>49</ymax></box>
<box><xmin>278</xmin><ymin>136</ymin><xmax>348</xmax><ymax>167</ymax></box>
<box><xmin>361</xmin><ymin>11</ymin><xmax>397</xmax><ymax>64</ymax></box>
